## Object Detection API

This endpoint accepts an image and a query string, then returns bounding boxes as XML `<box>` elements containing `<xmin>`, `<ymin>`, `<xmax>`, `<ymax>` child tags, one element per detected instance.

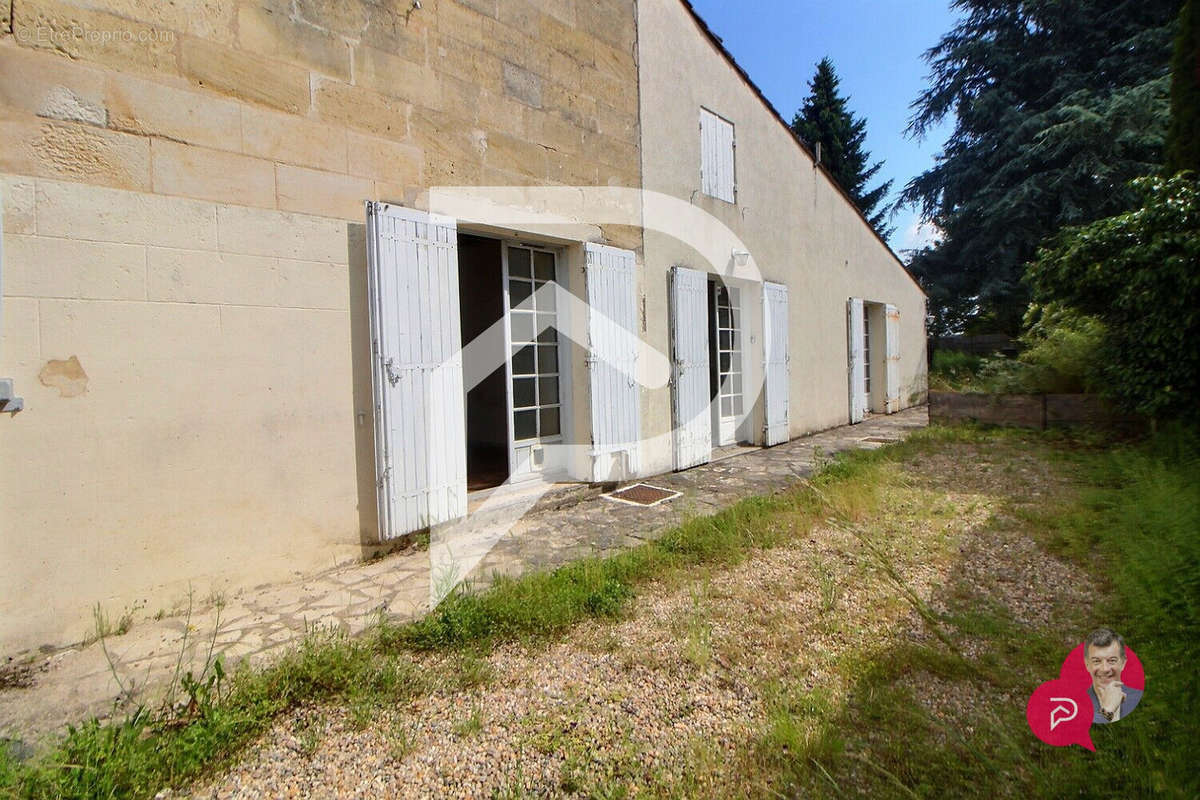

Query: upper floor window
<box><xmin>700</xmin><ymin>108</ymin><xmax>736</xmax><ymax>203</ymax></box>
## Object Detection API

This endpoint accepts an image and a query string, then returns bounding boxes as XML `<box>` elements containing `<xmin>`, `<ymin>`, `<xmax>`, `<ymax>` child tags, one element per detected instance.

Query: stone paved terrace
<box><xmin>0</xmin><ymin>407</ymin><xmax>927</xmax><ymax>748</ymax></box>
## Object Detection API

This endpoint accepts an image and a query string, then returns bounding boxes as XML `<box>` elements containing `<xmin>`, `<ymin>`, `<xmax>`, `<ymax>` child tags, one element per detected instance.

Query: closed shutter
<box><xmin>847</xmin><ymin>297</ymin><xmax>865</xmax><ymax>424</ymax></box>
<box><xmin>885</xmin><ymin>303</ymin><xmax>901</xmax><ymax>413</ymax></box>
<box><xmin>585</xmin><ymin>242</ymin><xmax>640</xmax><ymax>481</ymax></box>
<box><xmin>762</xmin><ymin>281</ymin><xmax>790</xmax><ymax>446</ymax></box>
<box><xmin>366</xmin><ymin>202</ymin><xmax>467</xmax><ymax>540</ymax></box>
<box><xmin>700</xmin><ymin>108</ymin><xmax>735</xmax><ymax>203</ymax></box>
<box><xmin>670</xmin><ymin>266</ymin><xmax>712</xmax><ymax>470</ymax></box>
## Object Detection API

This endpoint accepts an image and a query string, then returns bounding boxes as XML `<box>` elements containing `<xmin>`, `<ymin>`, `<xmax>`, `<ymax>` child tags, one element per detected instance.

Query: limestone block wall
<box><xmin>0</xmin><ymin>0</ymin><xmax>642</xmax><ymax>655</ymax></box>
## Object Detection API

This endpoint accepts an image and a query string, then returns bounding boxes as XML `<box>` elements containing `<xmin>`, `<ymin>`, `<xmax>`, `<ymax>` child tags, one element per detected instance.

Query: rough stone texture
<box><xmin>237</xmin><ymin>3</ymin><xmax>352</xmax><ymax>81</ymax></box>
<box><xmin>180</xmin><ymin>36</ymin><xmax>310</xmax><ymax>114</ymax></box>
<box><xmin>0</xmin><ymin>113</ymin><xmax>150</xmax><ymax>189</ymax></box>
<box><xmin>13</xmin><ymin>0</ymin><xmax>180</xmax><ymax>76</ymax></box>
<box><xmin>0</xmin><ymin>408</ymin><xmax>926</xmax><ymax>745</ymax></box>
<box><xmin>150</xmin><ymin>137</ymin><xmax>276</xmax><ymax>208</ymax></box>
<box><xmin>502</xmin><ymin>60</ymin><xmax>542</xmax><ymax>108</ymax></box>
<box><xmin>104</xmin><ymin>72</ymin><xmax>241</xmax><ymax>151</ymax></box>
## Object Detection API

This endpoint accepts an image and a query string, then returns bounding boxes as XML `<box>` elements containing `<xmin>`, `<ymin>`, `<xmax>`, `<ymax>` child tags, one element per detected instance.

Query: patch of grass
<box><xmin>452</xmin><ymin>705</ymin><xmax>483</xmax><ymax>738</ymax></box>
<box><xmin>743</xmin><ymin>424</ymin><xmax>1200</xmax><ymax>799</ymax></box>
<box><xmin>0</xmin><ymin>426</ymin><xmax>1030</xmax><ymax>800</ymax></box>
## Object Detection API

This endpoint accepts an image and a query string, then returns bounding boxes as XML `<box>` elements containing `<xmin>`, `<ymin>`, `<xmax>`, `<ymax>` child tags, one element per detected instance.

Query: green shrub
<box><xmin>930</xmin><ymin>350</ymin><xmax>985</xmax><ymax>390</ymax></box>
<box><xmin>1027</xmin><ymin>173</ymin><xmax>1200</xmax><ymax>418</ymax></box>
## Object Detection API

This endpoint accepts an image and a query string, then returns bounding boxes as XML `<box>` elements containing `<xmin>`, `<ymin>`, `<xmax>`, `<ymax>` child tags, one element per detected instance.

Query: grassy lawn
<box><xmin>1</xmin><ymin>424</ymin><xmax>1197</xmax><ymax>798</ymax></box>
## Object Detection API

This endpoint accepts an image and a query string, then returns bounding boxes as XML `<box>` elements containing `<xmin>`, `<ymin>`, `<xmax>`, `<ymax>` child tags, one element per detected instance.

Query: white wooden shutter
<box><xmin>366</xmin><ymin>202</ymin><xmax>467</xmax><ymax>540</ymax></box>
<box><xmin>700</xmin><ymin>108</ymin><xmax>735</xmax><ymax>203</ymax></box>
<box><xmin>847</xmin><ymin>297</ymin><xmax>865</xmax><ymax>424</ymax></box>
<box><xmin>585</xmin><ymin>242</ymin><xmax>640</xmax><ymax>481</ymax></box>
<box><xmin>885</xmin><ymin>303</ymin><xmax>901</xmax><ymax>414</ymax></box>
<box><xmin>670</xmin><ymin>266</ymin><xmax>712</xmax><ymax>470</ymax></box>
<box><xmin>762</xmin><ymin>281</ymin><xmax>790</xmax><ymax>446</ymax></box>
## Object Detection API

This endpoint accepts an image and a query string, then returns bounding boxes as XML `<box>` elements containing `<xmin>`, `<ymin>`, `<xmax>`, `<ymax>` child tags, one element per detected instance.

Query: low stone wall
<box><xmin>929</xmin><ymin>392</ymin><xmax>1141</xmax><ymax>431</ymax></box>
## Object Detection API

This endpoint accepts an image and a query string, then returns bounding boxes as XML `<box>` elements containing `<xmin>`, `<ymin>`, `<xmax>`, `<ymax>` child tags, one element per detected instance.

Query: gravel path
<box><xmin>187</xmin><ymin>437</ymin><xmax>1089</xmax><ymax>799</ymax></box>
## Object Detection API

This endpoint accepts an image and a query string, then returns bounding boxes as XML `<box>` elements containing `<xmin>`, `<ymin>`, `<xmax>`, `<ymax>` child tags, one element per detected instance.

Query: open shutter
<box><xmin>885</xmin><ymin>303</ymin><xmax>901</xmax><ymax>413</ymax></box>
<box><xmin>585</xmin><ymin>243</ymin><xmax>640</xmax><ymax>481</ymax></box>
<box><xmin>670</xmin><ymin>266</ymin><xmax>712</xmax><ymax>470</ymax></box>
<box><xmin>762</xmin><ymin>281</ymin><xmax>790</xmax><ymax>446</ymax></box>
<box><xmin>366</xmin><ymin>202</ymin><xmax>467</xmax><ymax>540</ymax></box>
<box><xmin>847</xmin><ymin>297</ymin><xmax>865</xmax><ymax>424</ymax></box>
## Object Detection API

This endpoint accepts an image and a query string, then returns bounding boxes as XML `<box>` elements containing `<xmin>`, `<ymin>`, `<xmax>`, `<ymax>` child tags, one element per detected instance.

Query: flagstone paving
<box><xmin>0</xmin><ymin>407</ymin><xmax>926</xmax><ymax>749</ymax></box>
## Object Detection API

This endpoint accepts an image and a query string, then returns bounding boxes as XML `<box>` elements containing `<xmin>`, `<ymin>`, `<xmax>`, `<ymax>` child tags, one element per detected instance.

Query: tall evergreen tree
<box><xmin>791</xmin><ymin>58</ymin><xmax>893</xmax><ymax>238</ymax></box>
<box><xmin>902</xmin><ymin>0</ymin><xmax>1178</xmax><ymax>335</ymax></box>
<box><xmin>1167</xmin><ymin>0</ymin><xmax>1200</xmax><ymax>174</ymax></box>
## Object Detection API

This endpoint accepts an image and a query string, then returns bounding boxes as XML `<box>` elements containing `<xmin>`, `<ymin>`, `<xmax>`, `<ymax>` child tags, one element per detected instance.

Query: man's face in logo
<box><xmin>1086</xmin><ymin>641</ymin><xmax>1126</xmax><ymax>688</ymax></box>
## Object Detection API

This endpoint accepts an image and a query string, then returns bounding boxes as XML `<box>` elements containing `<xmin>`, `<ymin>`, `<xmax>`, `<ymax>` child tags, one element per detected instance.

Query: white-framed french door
<box><xmin>501</xmin><ymin>241</ymin><xmax>570</xmax><ymax>482</ymax></box>
<box><xmin>711</xmin><ymin>282</ymin><xmax>743</xmax><ymax>446</ymax></box>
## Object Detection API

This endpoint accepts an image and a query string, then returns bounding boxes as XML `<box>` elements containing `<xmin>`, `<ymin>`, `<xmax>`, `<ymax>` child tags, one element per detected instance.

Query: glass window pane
<box><xmin>510</xmin><ymin>311</ymin><xmax>534</xmax><ymax>343</ymax></box>
<box><xmin>716</xmin><ymin>286</ymin><xmax>729</xmax><ymax>307</ymax></box>
<box><xmin>538</xmin><ymin>377</ymin><xmax>559</xmax><ymax>405</ymax></box>
<box><xmin>540</xmin><ymin>407</ymin><xmax>560</xmax><ymax>436</ymax></box>
<box><xmin>718</xmin><ymin>307</ymin><xmax>731</xmax><ymax>327</ymax></box>
<box><xmin>720</xmin><ymin>396</ymin><xmax>732</xmax><ymax>416</ymax></box>
<box><xmin>512</xmin><ymin>345</ymin><xmax>535</xmax><ymax>375</ymax></box>
<box><xmin>537</xmin><ymin>344</ymin><xmax>558</xmax><ymax>372</ymax></box>
<box><xmin>514</xmin><ymin>410</ymin><xmax>536</xmax><ymax>440</ymax></box>
<box><xmin>719</xmin><ymin>352</ymin><xmax>731</xmax><ymax>372</ymax></box>
<box><xmin>719</xmin><ymin>330</ymin><xmax>731</xmax><ymax>350</ymax></box>
<box><xmin>508</xmin><ymin>248</ymin><xmax>531</xmax><ymax>278</ymax></box>
<box><xmin>513</xmin><ymin>377</ymin><xmax>536</xmax><ymax>408</ymax></box>
<box><xmin>537</xmin><ymin>281</ymin><xmax>557</xmax><ymax>311</ymax></box>
<box><xmin>731</xmin><ymin>374</ymin><xmax>742</xmax><ymax>395</ymax></box>
<box><xmin>728</xmin><ymin>287</ymin><xmax>740</xmax><ymax>305</ymax></box>
<box><xmin>731</xmin><ymin>353</ymin><xmax>742</xmax><ymax>373</ymax></box>
<box><xmin>536</xmin><ymin>314</ymin><xmax>557</xmax><ymax>342</ymax></box>
<box><xmin>509</xmin><ymin>279</ymin><xmax>532</xmax><ymax>306</ymax></box>
<box><xmin>732</xmin><ymin>396</ymin><xmax>743</xmax><ymax>416</ymax></box>
<box><xmin>731</xmin><ymin>310</ymin><xmax>741</xmax><ymax>330</ymax></box>
<box><xmin>534</xmin><ymin>251</ymin><xmax>555</xmax><ymax>281</ymax></box>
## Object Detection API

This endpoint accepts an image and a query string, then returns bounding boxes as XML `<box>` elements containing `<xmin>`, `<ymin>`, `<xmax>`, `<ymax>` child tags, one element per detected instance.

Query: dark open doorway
<box><xmin>458</xmin><ymin>234</ymin><xmax>510</xmax><ymax>491</ymax></box>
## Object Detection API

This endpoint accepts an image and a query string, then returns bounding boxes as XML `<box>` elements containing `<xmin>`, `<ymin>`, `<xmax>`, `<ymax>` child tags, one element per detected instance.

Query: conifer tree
<box><xmin>1167</xmin><ymin>0</ymin><xmax>1200</xmax><ymax>174</ymax></box>
<box><xmin>902</xmin><ymin>0</ymin><xmax>1178</xmax><ymax>335</ymax></box>
<box><xmin>791</xmin><ymin>58</ymin><xmax>893</xmax><ymax>238</ymax></box>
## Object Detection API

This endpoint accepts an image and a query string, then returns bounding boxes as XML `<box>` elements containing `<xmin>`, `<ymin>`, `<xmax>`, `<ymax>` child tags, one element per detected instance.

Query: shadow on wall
<box><xmin>347</xmin><ymin>222</ymin><xmax>385</xmax><ymax>556</ymax></box>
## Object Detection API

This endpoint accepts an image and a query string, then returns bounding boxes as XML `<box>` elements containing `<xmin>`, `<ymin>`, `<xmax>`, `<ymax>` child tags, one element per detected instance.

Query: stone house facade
<box><xmin>0</xmin><ymin>0</ymin><xmax>924</xmax><ymax>655</ymax></box>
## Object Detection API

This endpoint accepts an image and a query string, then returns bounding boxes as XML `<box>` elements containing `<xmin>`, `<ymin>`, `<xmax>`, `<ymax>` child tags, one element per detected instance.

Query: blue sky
<box><xmin>686</xmin><ymin>0</ymin><xmax>961</xmax><ymax>255</ymax></box>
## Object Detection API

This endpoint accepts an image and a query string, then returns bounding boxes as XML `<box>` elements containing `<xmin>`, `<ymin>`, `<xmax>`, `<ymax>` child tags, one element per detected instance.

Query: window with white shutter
<box><xmin>700</xmin><ymin>108</ymin><xmax>736</xmax><ymax>203</ymax></box>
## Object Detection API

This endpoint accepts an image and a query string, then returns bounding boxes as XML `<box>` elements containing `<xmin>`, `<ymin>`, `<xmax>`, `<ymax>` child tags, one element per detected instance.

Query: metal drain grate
<box><xmin>863</xmin><ymin>436</ymin><xmax>899</xmax><ymax>444</ymax></box>
<box><xmin>603</xmin><ymin>483</ymin><xmax>681</xmax><ymax>507</ymax></box>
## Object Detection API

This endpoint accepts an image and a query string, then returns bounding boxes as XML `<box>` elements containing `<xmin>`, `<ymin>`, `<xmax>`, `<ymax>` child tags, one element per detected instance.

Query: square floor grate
<box><xmin>603</xmin><ymin>483</ymin><xmax>681</xmax><ymax>507</ymax></box>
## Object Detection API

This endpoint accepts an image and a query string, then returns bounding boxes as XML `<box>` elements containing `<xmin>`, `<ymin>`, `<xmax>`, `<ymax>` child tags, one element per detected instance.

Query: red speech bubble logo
<box><xmin>1027</xmin><ymin>679</ymin><xmax>1095</xmax><ymax>750</ymax></box>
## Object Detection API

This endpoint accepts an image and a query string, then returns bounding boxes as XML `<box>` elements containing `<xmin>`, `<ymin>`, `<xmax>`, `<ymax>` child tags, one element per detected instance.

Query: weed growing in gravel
<box><xmin>451</xmin><ymin>705</ymin><xmax>483</xmax><ymax>738</ymax></box>
<box><xmin>0</xmin><ymin>423</ymin><xmax>1114</xmax><ymax>800</ymax></box>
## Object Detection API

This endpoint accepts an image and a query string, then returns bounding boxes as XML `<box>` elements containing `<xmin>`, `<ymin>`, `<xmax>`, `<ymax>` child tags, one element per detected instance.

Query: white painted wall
<box><xmin>637</xmin><ymin>0</ymin><xmax>927</xmax><ymax>469</ymax></box>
